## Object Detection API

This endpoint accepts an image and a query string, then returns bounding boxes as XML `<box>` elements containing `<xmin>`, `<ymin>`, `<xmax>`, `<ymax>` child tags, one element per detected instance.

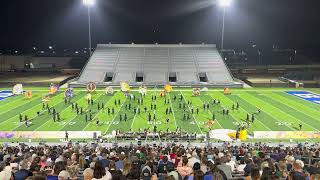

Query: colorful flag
<box><xmin>120</xmin><ymin>82</ymin><xmax>130</xmax><ymax>92</ymax></box>
<box><xmin>49</xmin><ymin>83</ymin><xmax>59</xmax><ymax>94</ymax></box>
<box><xmin>12</xmin><ymin>84</ymin><xmax>23</xmax><ymax>95</ymax></box>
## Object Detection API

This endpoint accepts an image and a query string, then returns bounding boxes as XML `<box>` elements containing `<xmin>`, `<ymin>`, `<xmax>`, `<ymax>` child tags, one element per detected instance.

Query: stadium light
<box><xmin>83</xmin><ymin>0</ymin><xmax>95</xmax><ymax>6</ymax></box>
<box><xmin>218</xmin><ymin>0</ymin><xmax>232</xmax><ymax>7</ymax></box>
<box><xmin>218</xmin><ymin>0</ymin><xmax>232</xmax><ymax>50</ymax></box>
<box><xmin>83</xmin><ymin>0</ymin><xmax>95</xmax><ymax>57</ymax></box>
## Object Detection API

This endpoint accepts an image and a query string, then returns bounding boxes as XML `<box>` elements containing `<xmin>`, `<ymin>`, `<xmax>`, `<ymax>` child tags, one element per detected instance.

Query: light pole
<box><xmin>218</xmin><ymin>0</ymin><xmax>232</xmax><ymax>50</ymax></box>
<box><xmin>83</xmin><ymin>0</ymin><xmax>95</xmax><ymax>57</ymax></box>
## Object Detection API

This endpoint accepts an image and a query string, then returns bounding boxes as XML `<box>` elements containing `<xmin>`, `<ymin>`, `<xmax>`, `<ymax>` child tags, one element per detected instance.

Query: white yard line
<box><xmin>0</xmin><ymin>93</ymin><xmax>64</xmax><ymax>129</ymax></box>
<box><xmin>197</xmin><ymin>95</ymin><xmax>223</xmax><ymax>129</ymax></box>
<box><xmin>0</xmin><ymin>95</ymin><xmax>43</xmax><ymax>115</ymax></box>
<box><xmin>33</xmin><ymin>92</ymin><xmax>86</xmax><ymax>131</ymax></box>
<box><xmin>267</xmin><ymin>95</ymin><xmax>320</xmax><ymax>131</ymax></box>
<box><xmin>58</xmin><ymin>93</ymin><xmax>104</xmax><ymax>131</ymax></box>
<box><xmin>180</xmin><ymin>91</ymin><xmax>204</xmax><ymax>134</ymax></box>
<box><xmin>168</xmin><ymin>93</ymin><xmax>178</xmax><ymax>129</ymax></box>
<box><xmin>240</xmin><ymin>93</ymin><xmax>297</xmax><ymax>131</ymax></box>
<box><xmin>105</xmin><ymin>97</ymin><xmax>127</xmax><ymax>134</ymax></box>
<box><xmin>82</xmin><ymin>94</ymin><xmax>115</xmax><ymax>131</ymax></box>
<box><xmin>130</xmin><ymin>93</ymin><xmax>142</xmax><ymax>130</ymax></box>
<box><xmin>208</xmin><ymin>93</ymin><xmax>271</xmax><ymax>131</ymax></box>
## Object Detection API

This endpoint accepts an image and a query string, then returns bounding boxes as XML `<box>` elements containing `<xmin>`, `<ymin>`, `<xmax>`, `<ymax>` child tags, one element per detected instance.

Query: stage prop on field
<box><xmin>224</xmin><ymin>88</ymin><xmax>231</xmax><ymax>95</ymax></box>
<box><xmin>239</xmin><ymin>130</ymin><xmax>247</xmax><ymax>140</ymax></box>
<box><xmin>86</xmin><ymin>82</ymin><xmax>96</xmax><ymax>92</ymax></box>
<box><xmin>105</xmin><ymin>86</ymin><xmax>114</xmax><ymax>95</ymax></box>
<box><xmin>85</xmin><ymin>93</ymin><xmax>92</xmax><ymax>101</ymax></box>
<box><xmin>25</xmin><ymin>91</ymin><xmax>33</xmax><ymax>99</ymax></box>
<box><xmin>159</xmin><ymin>90</ymin><xmax>166</xmax><ymax>97</ymax></box>
<box><xmin>49</xmin><ymin>83</ymin><xmax>59</xmax><ymax>94</ymax></box>
<box><xmin>227</xmin><ymin>130</ymin><xmax>247</xmax><ymax>140</ymax></box>
<box><xmin>120</xmin><ymin>82</ymin><xmax>130</xmax><ymax>92</ymax></box>
<box><xmin>42</xmin><ymin>95</ymin><xmax>51</xmax><ymax>102</ymax></box>
<box><xmin>205</xmin><ymin>119</ymin><xmax>215</xmax><ymax>128</ymax></box>
<box><xmin>164</xmin><ymin>84</ymin><xmax>172</xmax><ymax>93</ymax></box>
<box><xmin>139</xmin><ymin>86</ymin><xmax>147</xmax><ymax>96</ymax></box>
<box><xmin>64</xmin><ymin>88</ymin><xmax>74</xmax><ymax>98</ymax></box>
<box><xmin>192</xmin><ymin>88</ymin><xmax>201</xmax><ymax>96</ymax></box>
<box><xmin>12</xmin><ymin>84</ymin><xmax>23</xmax><ymax>95</ymax></box>
<box><xmin>201</xmin><ymin>87</ymin><xmax>209</xmax><ymax>92</ymax></box>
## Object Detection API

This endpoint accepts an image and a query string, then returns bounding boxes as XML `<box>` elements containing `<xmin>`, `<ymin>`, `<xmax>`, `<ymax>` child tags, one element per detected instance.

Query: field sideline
<box><xmin>0</xmin><ymin>88</ymin><xmax>319</xmax><ymax>134</ymax></box>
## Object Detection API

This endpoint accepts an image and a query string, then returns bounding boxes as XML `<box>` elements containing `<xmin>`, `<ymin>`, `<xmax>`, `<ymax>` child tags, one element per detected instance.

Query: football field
<box><xmin>0</xmin><ymin>88</ymin><xmax>320</xmax><ymax>135</ymax></box>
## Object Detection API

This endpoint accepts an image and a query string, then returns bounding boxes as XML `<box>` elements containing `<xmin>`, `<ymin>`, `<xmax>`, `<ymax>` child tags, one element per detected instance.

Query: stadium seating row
<box><xmin>77</xmin><ymin>44</ymin><xmax>237</xmax><ymax>86</ymax></box>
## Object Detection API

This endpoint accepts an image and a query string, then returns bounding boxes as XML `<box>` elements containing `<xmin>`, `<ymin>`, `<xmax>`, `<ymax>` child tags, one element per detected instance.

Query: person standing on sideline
<box><xmin>65</xmin><ymin>131</ymin><xmax>69</xmax><ymax>141</ymax></box>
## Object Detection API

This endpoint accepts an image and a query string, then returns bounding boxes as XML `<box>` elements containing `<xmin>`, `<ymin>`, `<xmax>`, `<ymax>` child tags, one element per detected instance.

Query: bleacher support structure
<box><xmin>71</xmin><ymin>44</ymin><xmax>242</xmax><ymax>87</ymax></box>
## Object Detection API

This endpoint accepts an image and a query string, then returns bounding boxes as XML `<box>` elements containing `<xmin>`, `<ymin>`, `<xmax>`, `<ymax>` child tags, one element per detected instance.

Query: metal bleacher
<box><xmin>73</xmin><ymin>44</ymin><xmax>242</xmax><ymax>87</ymax></box>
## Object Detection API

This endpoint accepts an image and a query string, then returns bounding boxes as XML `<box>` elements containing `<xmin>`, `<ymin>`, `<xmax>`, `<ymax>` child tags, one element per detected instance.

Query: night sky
<box><xmin>1</xmin><ymin>0</ymin><xmax>320</xmax><ymax>58</ymax></box>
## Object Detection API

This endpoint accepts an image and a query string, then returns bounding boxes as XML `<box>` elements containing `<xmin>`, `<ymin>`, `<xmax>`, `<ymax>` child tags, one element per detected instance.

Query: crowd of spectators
<box><xmin>0</xmin><ymin>142</ymin><xmax>320</xmax><ymax>180</ymax></box>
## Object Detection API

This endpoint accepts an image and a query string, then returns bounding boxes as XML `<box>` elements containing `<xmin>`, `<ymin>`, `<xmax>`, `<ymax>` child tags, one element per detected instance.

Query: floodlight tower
<box><xmin>218</xmin><ymin>0</ymin><xmax>232</xmax><ymax>50</ymax></box>
<box><xmin>83</xmin><ymin>0</ymin><xmax>95</xmax><ymax>57</ymax></box>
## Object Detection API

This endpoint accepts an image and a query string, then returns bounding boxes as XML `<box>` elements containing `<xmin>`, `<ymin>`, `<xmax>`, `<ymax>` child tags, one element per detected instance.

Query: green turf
<box><xmin>0</xmin><ymin>87</ymin><xmax>319</xmax><ymax>136</ymax></box>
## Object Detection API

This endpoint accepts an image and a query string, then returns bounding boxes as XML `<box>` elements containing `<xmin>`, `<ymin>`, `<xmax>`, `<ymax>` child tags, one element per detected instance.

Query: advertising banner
<box><xmin>0</xmin><ymin>131</ymin><xmax>101</xmax><ymax>139</ymax></box>
<box><xmin>254</xmin><ymin>131</ymin><xmax>320</xmax><ymax>139</ymax></box>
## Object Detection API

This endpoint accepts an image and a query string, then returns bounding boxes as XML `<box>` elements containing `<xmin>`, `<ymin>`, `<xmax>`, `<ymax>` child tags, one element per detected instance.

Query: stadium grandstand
<box><xmin>71</xmin><ymin>44</ymin><xmax>242</xmax><ymax>88</ymax></box>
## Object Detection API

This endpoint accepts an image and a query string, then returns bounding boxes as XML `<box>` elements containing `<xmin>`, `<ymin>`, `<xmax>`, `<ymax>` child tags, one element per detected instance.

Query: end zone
<box><xmin>286</xmin><ymin>91</ymin><xmax>320</xmax><ymax>105</ymax></box>
<box><xmin>0</xmin><ymin>90</ymin><xmax>13</xmax><ymax>101</ymax></box>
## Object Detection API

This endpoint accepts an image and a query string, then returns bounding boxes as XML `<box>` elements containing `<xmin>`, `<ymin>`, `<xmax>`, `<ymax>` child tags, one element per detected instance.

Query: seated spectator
<box><xmin>39</xmin><ymin>156</ymin><xmax>48</xmax><ymax>168</ymax></box>
<box><xmin>92</xmin><ymin>161</ymin><xmax>112</xmax><ymax>180</ymax></box>
<box><xmin>141</xmin><ymin>161</ymin><xmax>153</xmax><ymax>180</ymax></box>
<box><xmin>200</xmin><ymin>157</ymin><xmax>208</xmax><ymax>174</ymax></box>
<box><xmin>288</xmin><ymin>160</ymin><xmax>308</xmax><ymax>180</ymax></box>
<box><xmin>204</xmin><ymin>162</ymin><xmax>227</xmax><ymax>180</ymax></box>
<box><xmin>108</xmin><ymin>161</ymin><xmax>117</xmax><ymax>175</ymax></box>
<box><xmin>260</xmin><ymin>167</ymin><xmax>276</xmax><ymax>180</ymax></box>
<box><xmin>29</xmin><ymin>163</ymin><xmax>42</xmax><ymax>176</ymax></box>
<box><xmin>100</xmin><ymin>153</ymin><xmax>110</xmax><ymax>169</ymax></box>
<box><xmin>186</xmin><ymin>163</ymin><xmax>201</xmax><ymax>180</ymax></box>
<box><xmin>177</xmin><ymin>157</ymin><xmax>192</xmax><ymax>179</ymax></box>
<box><xmin>158</xmin><ymin>156</ymin><xmax>174</xmax><ymax>176</ymax></box>
<box><xmin>0</xmin><ymin>161</ymin><xmax>12</xmax><ymax>180</ymax></box>
<box><xmin>112</xmin><ymin>170</ymin><xmax>126</xmax><ymax>180</ymax></box>
<box><xmin>192</xmin><ymin>170</ymin><xmax>204</xmax><ymax>180</ymax></box>
<box><xmin>286</xmin><ymin>155</ymin><xmax>295</xmax><ymax>172</ymax></box>
<box><xmin>174</xmin><ymin>152</ymin><xmax>182</xmax><ymax>168</ymax></box>
<box><xmin>58</xmin><ymin>170</ymin><xmax>70</xmax><ymax>180</ymax></box>
<box><xmin>188</xmin><ymin>151</ymin><xmax>200</xmax><ymax>168</ymax></box>
<box><xmin>248</xmin><ymin>165</ymin><xmax>260</xmax><ymax>180</ymax></box>
<box><xmin>275</xmin><ymin>161</ymin><xmax>289</xmax><ymax>179</ymax></box>
<box><xmin>47</xmin><ymin>161</ymin><xmax>67</xmax><ymax>180</ymax></box>
<box><xmin>307</xmin><ymin>161</ymin><xmax>320</xmax><ymax>180</ymax></box>
<box><xmin>167</xmin><ymin>161</ymin><xmax>182</xmax><ymax>180</ymax></box>
<box><xmin>217</xmin><ymin>157</ymin><xmax>233</xmax><ymax>179</ymax></box>
<box><xmin>244</xmin><ymin>158</ymin><xmax>254</xmax><ymax>177</ymax></box>
<box><xmin>127</xmin><ymin>161</ymin><xmax>141</xmax><ymax>180</ymax></box>
<box><xmin>83</xmin><ymin>168</ymin><xmax>94</xmax><ymax>180</ymax></box>
<box><xmin>115</xmin><ymin>154</ymin><xmax>125</xmax><ymax>171</ymax></box>
<box><xmin>122</xmin><ymin>160</ymin><xmax>131</xmax><ymax>177</ymax></box>
<box><xmin>66</xmin><ymin>165</ymin><xmax>78</xmax><ymax>180</ymax></box>
<box><xmin>14</xmin><ymin>159</ymin><xmax>33</xmax><ymax>180</ymax></box>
